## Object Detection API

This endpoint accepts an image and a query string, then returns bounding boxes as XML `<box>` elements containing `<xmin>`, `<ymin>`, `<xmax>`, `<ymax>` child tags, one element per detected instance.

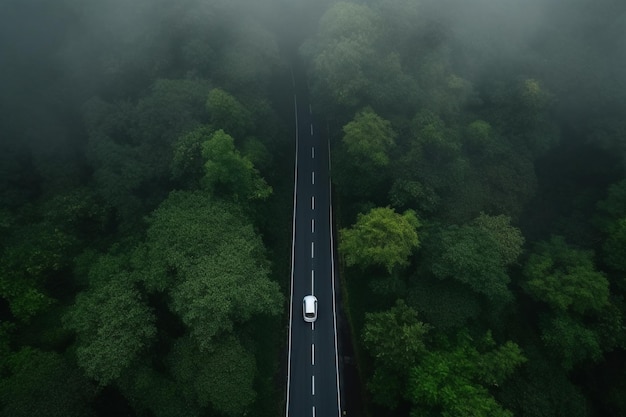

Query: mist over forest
<box><xmin>1</xmin><ymin>0</ymin><xmax>626</xmax><ymax>416</ymax></box>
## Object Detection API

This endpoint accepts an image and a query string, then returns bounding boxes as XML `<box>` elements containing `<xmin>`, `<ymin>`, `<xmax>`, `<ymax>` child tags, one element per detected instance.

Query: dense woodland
<box><xmin>1</xmin><ymin>0</ymin><xmax>625</xmax><ymax>416</ymax></box>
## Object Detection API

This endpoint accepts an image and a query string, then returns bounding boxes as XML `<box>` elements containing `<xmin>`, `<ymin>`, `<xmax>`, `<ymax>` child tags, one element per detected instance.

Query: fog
<box><xmin>2</xmin><ymin>0</ymin><xmax>624</xmax><ymax>136</ymax></box>
<box><xmin>1</xmin><ymin>1</ymin><xmax>626</xmax><ymax>416</ymax></box>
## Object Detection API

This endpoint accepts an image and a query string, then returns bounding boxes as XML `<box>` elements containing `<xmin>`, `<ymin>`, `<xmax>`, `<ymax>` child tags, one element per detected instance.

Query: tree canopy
<box><xmin>62</xmin><ymin>269</ymin><xmax>156</xmax><ymax>384</ymax></box>
<box><xmin>339</xmin><ymin>207</ymin><xmax>420</xmax><ymax>273</ymax></box>
<box><xmin>524</xmin><ymin>236</ymin><xmax>609</xmax><ymax>314</ymax></box>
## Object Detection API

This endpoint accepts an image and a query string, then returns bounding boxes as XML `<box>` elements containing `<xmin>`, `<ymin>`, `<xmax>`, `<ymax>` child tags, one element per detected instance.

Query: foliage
<box><xmin>0</xmin><ymin>221</ymin><xmax>77</xmax><ymax>321</ymax></box>
<box><xmin>407</xmin><ymin>275</ymin><xmax>481</xmax><ymax>329</ymax></box>
<box><xmin>170</xmin><ymin>236</ymin><xmax>282</xmax><ymax>349</ymax></box>
<box><xmin>362</xmin><ymin>300</ymin><xmax>430</xmax><ymax>408</ymax></box>
<box><xmin>206</xmin><ymin>88</ymin><xmax>253</xmax><ymax>139</ymax></box>
<box><xmin>0</xmin><ymin>348</ymin><xmax>96</xmax><ymax>417</ymax></box>
<box><xmin>465</xmin><ymin>120</ymin><xmax>494</xmax><ymax>151</ymax></box>
<box><xmin>171</xmin><ymin>125</ymin><xmax>214</xmax><ymax>188</ymax></box>
<box><xmin>472</xmin><ymin>213</ymin><xmax>525</xmax><ymax>265</ymax></box>
<box><xmin>524</xmin><ymin>236</ymin><xmax>609</xmax><ymax>314</ymax></box>
<box><xmin>83</xmin><ymin>78</ymin><xmax>211</xmax><ymax>225</ymax></box>
<box><xmin>117</xmin><ymin>363</ymin><xmax>193</xmax><ymax>417</ymax></box>
<box><xmin>363</xmin><ymin>300</ymin><xmax>430</xmax><ymax>369</ymax></box>
<box><xmin>497</xmin><ymin>346</ymin><xmax>590</xmax><ymax>417</ymax></box>
<box><xmin>427</xmin><ymin>214</ymin><xmax>523</xmax><ymax>304</ymax></box>
<box><xmin>134</xmin><ymin>191</ymin><xmax>282</xmax><ymax>349</ymax></box>
<box><xmin>340</xmin><ymin>207</ymin><xmax>420</xmax><ymax>273</ymax></box>
<box><xmin>170</xmin><ymin>335</ymin><xmax>257</xmax><ymax>416</ymax></box>
<box><xmin>63</xmin><ymin>264</ymin><xmax>156</xmax><ymax>384</ymax></box>
<box><xmin>303</xmin><ymin>1</ymin><xmax>382</xmax><ymax>108</ymax></box>
<box><xmin>202</xmin><ymin>129</ymin><xmax>273</xmax><ymax>201</ymax></box>
<box><xmin>540</xmin><ymin>314</ymin><xmax>602</xmax><ymax>370</ymax></box>
<box><xmin>408</xmin><ymin>332</ymin><xmax>526</xmax><ymax>417</ymax></box>
<box><xmin>342</xmin><ymin>108</ymin><xmax>396</xmax><ymax>168</ymax></box>
<box><xmin>596</xmin><ymin>179</ymin><xmax>626</xmax><ymax>275</ymax></box>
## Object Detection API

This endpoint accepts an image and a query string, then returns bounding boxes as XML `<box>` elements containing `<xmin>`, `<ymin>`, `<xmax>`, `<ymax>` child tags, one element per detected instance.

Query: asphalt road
<box><xmin>286</xmin><ymin>69</ymin><xmax>342</xmax><ymax>417</ymax></box>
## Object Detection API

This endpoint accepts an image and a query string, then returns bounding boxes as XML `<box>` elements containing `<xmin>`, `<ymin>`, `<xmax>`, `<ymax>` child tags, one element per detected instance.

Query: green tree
<box><xmin>410</xmin><ymin>110</ymin><xmax>462</xmax><ymax>165</ymax></box>
<box><xmin>487</xmin><ymin>78</ymin><xmax>559</xmax><ymax>158</ymax></box>
<box><xmin>63</xmin><ymin>260</ymin><xmax>156</xmax><ymax>384</ymax></box>
<box><xmin>117</xmin><ymin>362</ymin><xmax>193</xmax><ymax>417</ymax></box>
<box><xmin>170</xmin><ymin>236</ymin><xmax>282</xmax><ymax>350</ymax></box>
<box><xmin>171</xmin><ymin>125</ymin><xmax>214</xmax><ymax>188</ymax></box>
<box><xmin>362</xmin><ymin>300</ymin><xmax>430</xmax><ymax>408</ymax></box>
<box><xmin>472</xmin><ymin>213</ymin><xmax>525</xmax><ymax>265</ymax></box>
<box><xmin>342</xmin><ymin>108</ymin><xmax>396</xmax><ymax>168</ymax></box>
<box><xmin>133</xmin><ymin>191</ymin><xmax>282</xmax><ymax>349</ymax></box>
<box><xmin>339</xmin><ymin>207</ymin><xmax>420</xmax><ymax>273</ymax></box>
<box><xmin>498</xmin><ymin>346</ymin><xmax>590</xmax><ymax>417</ymax></box>
<box><xmin>540</xmin><ymin>314</ymin><xmax>602</xmax><ymax>370</ymax></box>
<box><xmin>83</xmin><ymin>79</ymin><xmax>211</xmax><ymax>226</ymax></box>
<box><xmin>363</xmin><ymin>300</ymin><xmax>430</xmax><ymax>368</ymax></box>
<box><xmin>0</xmin><ymin>348</ymin><xmax>96</xmax><ymax>417</ymax></box>
<box><xmin>595</xmin><ymin>180</ymin><xmax>626</xmax><ymax>276</ymax></box>
<box><xmin>132</xmin><ymin>78</ymin><xmax>211</xmax><ymax>145</ymax></box>
<box><xmin>0</xmin><ymin>221</ymin><xmax>77</xmax><ymax>321</ymax></box>
<box><xmin>408</xmin><ymin>332</ymin><xmax>526</xmax><ymax>417</ymax></box>
<box><xmin>602</xmin><ymin>217</ymin><xmax>626</xmax><ymax>275</ymax></box>
<box><xmin>303</xmin><ymin>1</ymin><xmax>382</xmax><ymax>109</ymax></box>
<box><xmin>465</xmin><ymin>120</ymin><xmax>494</xmax><ymax>151</ymax></box>
<box><xmin>169</xmin><ymin>335</ymin><xmax>257</xmax><ymax>416</ymax></box>
<box><xmin>202</xmin><ymin>129</ymin><xmax>272</xmax><ymax>201</ymax></box>
<box><xmin>427</xmin><ymin>214</ymin><xmax>523</xmax><ymax>304</ymax></box>
<box><xmin>524</xmin><ymin>236</ymin><xmax>609</xmax><ymax>314</ymax></box>
<box><xmin>415</xmin><ymin>51</ymin><xmax>474</xmax><ymax>119</ymax></box>
<box><xmin>334</xmin><ymin>109</ymin><xmax>397</xmax><ymax>204</ymax></box>
<box><xmin>408</xmin><ymin>276</ymin><xmax>481</xmax><ymax>329</ymax></box>
<box><xmin>206</xmin><ymin>88</ymin><xmax>253</xmax><ymax>139</ymax></box>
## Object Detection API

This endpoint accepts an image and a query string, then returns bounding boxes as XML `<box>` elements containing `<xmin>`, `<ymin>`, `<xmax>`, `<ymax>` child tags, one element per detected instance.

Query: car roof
<box><xmin>304</xmin><ymin>295</ymin><xmax>317</xmax><ymax>307</ymax></box>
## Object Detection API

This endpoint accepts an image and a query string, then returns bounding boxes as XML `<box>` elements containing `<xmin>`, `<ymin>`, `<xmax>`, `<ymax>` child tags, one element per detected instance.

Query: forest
<box><xmin>0</xmin><ymin>0</ymin><xmax>625</xmax><ymax>416</ymax></box>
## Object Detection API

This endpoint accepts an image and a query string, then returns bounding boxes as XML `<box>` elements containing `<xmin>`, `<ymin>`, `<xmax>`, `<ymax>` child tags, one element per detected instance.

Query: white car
<box><xmin>303</xmin><ymin>295</ymin><xmax>318</xmax><ymax>322</ymax></box>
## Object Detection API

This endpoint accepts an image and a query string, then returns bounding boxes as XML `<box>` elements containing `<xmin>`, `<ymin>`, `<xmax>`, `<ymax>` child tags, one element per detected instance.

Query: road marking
<box><xmin>311</xmin><ymin>270</ymin><xmax>314</xmax><ymax>294</ymax></box>
<box><xmin>328</xmin><ymin>134</ymin><xmax>343</xmax><ymax>417</ymax></box>
<box><xmin>312</xmin><ymin>344</ymin><xmax>315</xmax><ymax>365</ymax></box>
<box><xmin>312</xmin><ymin>406</ymin><xmax>316</xmax><ymax>417</ymax></box>
<box><xmin>311</xmin><ymin>124</ymin><xmax>314</xmax><ymax>136</ymax></box>
<box><xmin>311</xmin><ymin>242</ymin><xmax>314</xmax><ymax>259</ymax></box>
<box><xmin>312</xmin><ymin>375</ymin><xmax>315</xmax><ymax>395</ymax></box>
<box><xmin>311</xmin><ymin>196</ymin><xmax>315</xmax><ymax>210</ymax></box>
<box><xmin>311</xmin><ymin>219</ymin><xmax>315</xmax><ymax>233</ymax></box>
<box><xmin>312</xmin><ymin>147</ymin><xmax>315</xmax><ymax>159</ymax></box>
<box><xmin>285</xmin><ymin>90</ymin><xmax>299</xmax><ymax>417</ymax></box>
<box><xmin>312</xmin><ymin>171</ymin><xmax>315</xmax><ymax>185</ymax></box>
<box><xmin>309</xmin><ymin>103</ymin><xmax>312</xmax><ymax>114</ymax></box>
